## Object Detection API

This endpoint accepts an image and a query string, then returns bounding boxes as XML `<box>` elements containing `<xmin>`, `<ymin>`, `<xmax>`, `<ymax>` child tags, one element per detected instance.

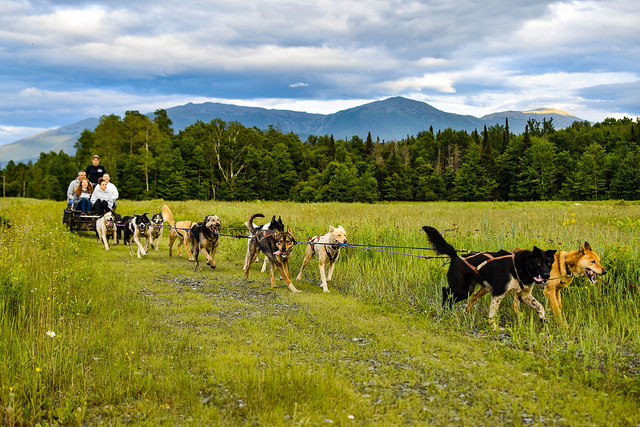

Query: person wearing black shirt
<box><xmin>85</xmin><ymin>155</ymin><xmax>106</xmax><ymax>187</ymax></box>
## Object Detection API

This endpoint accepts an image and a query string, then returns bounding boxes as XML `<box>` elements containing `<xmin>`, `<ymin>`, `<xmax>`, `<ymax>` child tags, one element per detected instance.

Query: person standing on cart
<box><xmin>85</xmin><ymin>155</ymin><xmax>106</xmax><ymax>188</ymax></box>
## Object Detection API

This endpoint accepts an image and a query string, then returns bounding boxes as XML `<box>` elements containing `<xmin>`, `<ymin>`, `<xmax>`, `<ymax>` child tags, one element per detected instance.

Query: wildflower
<box><xmin>35</xmin><ymin>367</ymin><xmax>41</xmax><ymax>372</ymax></box>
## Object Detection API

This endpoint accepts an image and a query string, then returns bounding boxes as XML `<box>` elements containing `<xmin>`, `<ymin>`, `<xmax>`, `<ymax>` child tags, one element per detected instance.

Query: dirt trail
<box><xmin>131</xmin><ymin>272</ymin><xmax>636</xmax><ymax>425</ymax></box>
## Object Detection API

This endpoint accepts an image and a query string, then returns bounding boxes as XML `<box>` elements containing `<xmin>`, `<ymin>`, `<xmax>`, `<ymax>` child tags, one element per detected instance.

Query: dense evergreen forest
<box><xmin>2</xmin><ymin>109</ymin><xmax>640</xmax><ymax>202</ymax></box>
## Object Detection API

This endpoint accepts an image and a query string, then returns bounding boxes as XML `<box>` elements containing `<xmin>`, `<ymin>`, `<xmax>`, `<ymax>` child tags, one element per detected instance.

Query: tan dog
<box><xmin>162</xmin><ymin>205</ymin><xmax>195</xmax><ymax>260</ymax></box>
<box><xmin>468</xmin><ymin>242</ymin><xmax>606</xmax><ymax>326</ymax></box>
<box><xmin>95</xmin><ymin>211</ymin><xmax>117</xmax><ymax>250</ymax></box>
<box><xmin>296</xmin><ymin>225</ymin><xmax>348</xmax><ymax>292</ymax></box>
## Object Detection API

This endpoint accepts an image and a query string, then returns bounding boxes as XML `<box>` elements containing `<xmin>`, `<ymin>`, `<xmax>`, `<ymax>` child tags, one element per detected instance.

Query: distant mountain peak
<box><xmin>0</xmin><ymin>97</ymin><xmax>586</xmax><ymax>163</ymax></box>
<box><xmin>523</xmin><ymin>108</ymin><xmax>573</xmax><ymax>116</ymax></box>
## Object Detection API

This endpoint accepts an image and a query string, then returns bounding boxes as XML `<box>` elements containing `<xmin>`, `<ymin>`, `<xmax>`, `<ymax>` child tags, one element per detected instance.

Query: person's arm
<box><xmin>66</xmin><ymin>181</ymin><xmax>75</xmax><ymax>200</ymax></box>
<box><xmin>90</xmin><ymin>190</ymin><xmax>99</xmax><ymax>205</ymax></box>
<box><xmin>109</xmin><ymin>183</ymin><xmax>119</xmax><ymax>200</ymax></box>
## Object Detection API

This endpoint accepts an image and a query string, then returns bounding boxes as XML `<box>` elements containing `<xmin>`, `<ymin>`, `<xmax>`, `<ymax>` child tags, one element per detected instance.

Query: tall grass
<box><xmin>1</xmin><ymin>198</ymin><xmax>639</xmax><ymax>424</ymax></box>
<box><xmin>209</xmin><ymin>199</ymin><xmax>640</xmax><ymax>392</ymax></box>
<box><xmin>0</xmin><ymin>199</ymin><xmax>89</xmax><ymax>423</ymax></box>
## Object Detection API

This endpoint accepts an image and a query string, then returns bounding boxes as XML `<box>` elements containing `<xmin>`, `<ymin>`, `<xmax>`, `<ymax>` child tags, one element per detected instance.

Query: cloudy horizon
<box><xmin>1</xmin><ymin>0</ymin><xmax>639</xmax><ymax>145</ymax></box>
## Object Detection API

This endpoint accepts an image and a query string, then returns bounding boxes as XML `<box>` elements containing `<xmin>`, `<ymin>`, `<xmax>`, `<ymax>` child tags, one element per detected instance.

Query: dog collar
<box><xmin>565</xmin><ymin>261</ymin><xmax>573</xmax><ymax>277</ymax></box>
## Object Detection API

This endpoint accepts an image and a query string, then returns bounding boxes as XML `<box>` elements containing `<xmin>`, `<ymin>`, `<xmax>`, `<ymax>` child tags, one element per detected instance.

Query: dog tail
<box><xmin>247</xmin><ymin>213</ymin><xmax>265</xmax><ymax>234</ymax></box>
<box><xmin>423</xmin><ymin>226</ymin><xmax>458</xmax><ymax>259</ymax></box>
<box><xmin>162</xmin><ymin>204</ymin><xmax>174</xmax><ymax>226</ymax></box>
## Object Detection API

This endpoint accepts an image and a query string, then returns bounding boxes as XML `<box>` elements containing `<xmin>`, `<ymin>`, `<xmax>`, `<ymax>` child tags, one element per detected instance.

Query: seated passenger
<box><xmin>91</xmin><ymin>178</ymin><xmax>115</xmax><ymax>215</ymax></box>
<box><xmin>72</xmin><ymin>178</ymin><xmax>93</xmax><ymax>214</ymax></box>
<box><xmin>66</xmin><ymin>171</ymin><xmax>87</xmax><ymax>207</ymax></box>
<box><xmin>101</xmin><ymin>173</ymin><xmax>119</xmax><ymax>210</ymax></box>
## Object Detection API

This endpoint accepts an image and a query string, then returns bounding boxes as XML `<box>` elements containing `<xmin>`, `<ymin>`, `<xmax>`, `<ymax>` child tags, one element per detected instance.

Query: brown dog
<box><xmin>468</xmin><ymin>242</ymin><xmax>606</xmax><ymax>326</ymax></box>
<box><xmin>189</xmin><ymin>215</ymin><xmax>221</xmax><ymax>271</ymax></box>
<box><xmin>243</xmin><ymin>213</ymin><xmax>300</xmax><ymax>292</ymax></box>
<box><xmin>162</xmin><ymin>205</ymin><xmax>195</xmax><ymax>260</ymax></box>
<box><xmin>296</xmin><ymin>225</ymin><xmax>348</xmax><ymax>292</ymax></box>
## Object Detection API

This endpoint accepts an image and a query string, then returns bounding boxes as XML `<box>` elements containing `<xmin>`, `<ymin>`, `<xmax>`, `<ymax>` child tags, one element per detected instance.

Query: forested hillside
<box><xmin>2</xmin><ymin>109</ymin><xmax>639</xmax><ymax>202</ymax></box>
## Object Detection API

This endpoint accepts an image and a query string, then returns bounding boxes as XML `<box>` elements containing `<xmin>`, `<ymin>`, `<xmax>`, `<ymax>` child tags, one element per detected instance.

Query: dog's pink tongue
<box><xmin>273</xmin><ymin>250</ymin><xmax>282</xmax><ymax>256</ymax></box>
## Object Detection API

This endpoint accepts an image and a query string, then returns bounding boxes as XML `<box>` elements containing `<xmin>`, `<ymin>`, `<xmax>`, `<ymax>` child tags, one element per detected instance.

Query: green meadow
<box><xmin>1</xmin><ymin>198</ymin><xmax>639</xmax><ymax>425</ymax></box>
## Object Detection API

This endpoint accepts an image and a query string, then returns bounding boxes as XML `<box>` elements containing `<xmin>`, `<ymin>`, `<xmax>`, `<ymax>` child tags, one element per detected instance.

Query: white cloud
<box><xmin>0</xmin><ymin>0</ymin><xmax>638</xmax><ymax>135</ymax></box>
<box><xmin>376</xmin><ymin>74</ymin><xmax>456</xmax><ymax>94</ymax></box>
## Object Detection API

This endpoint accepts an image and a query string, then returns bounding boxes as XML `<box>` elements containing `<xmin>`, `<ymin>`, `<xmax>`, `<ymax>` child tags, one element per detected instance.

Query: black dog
<box><xmin>423</xmin><ymin>226</ymin><xmax>556</xmax><ymax>328</ymax></box>
<box><xmin>243</xmin><ymin>213</ymin><xmax>301</xmax><ymax>292</ymax></box>
<box><xmin>189</xmin><ymin>215</ymin><xmax>221</xmax><ymax>271</ymax></box>
<box><xmin>123</xmin><ymin>214</ymin><xmax>152</xmax><ymax>258</ymax></box>
<box><xmin>243</xmin><ymin>215</ymin><xmax>284</xmax><ymax>272</ymax></box>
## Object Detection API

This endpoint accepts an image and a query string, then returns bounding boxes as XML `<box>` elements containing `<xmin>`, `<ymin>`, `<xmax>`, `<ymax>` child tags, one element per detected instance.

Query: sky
<box><xmin>1</xmin><ymin>0</ymin><xmax>639</xmax><ymax>145</ymax></box>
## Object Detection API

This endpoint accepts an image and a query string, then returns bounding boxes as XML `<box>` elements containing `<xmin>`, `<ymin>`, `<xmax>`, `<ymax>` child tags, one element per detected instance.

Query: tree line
<box><xmin>2</xmin><ymin>109</ymin><xmax>640</xmax><ymax>202</ymax></box>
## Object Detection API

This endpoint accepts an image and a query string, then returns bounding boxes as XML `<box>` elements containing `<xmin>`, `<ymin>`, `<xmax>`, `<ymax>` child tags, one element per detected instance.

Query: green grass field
<box><xmin>1</xmin><ymin>198</ymin><xmax>639</xmax><ymax>425</ymax></box>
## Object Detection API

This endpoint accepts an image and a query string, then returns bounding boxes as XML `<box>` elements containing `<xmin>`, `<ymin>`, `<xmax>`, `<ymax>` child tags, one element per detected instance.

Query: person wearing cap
<box><xmin>85</xmin><ymin>155</ymin><xmax>106</xmax><ymax>187</ymax></box>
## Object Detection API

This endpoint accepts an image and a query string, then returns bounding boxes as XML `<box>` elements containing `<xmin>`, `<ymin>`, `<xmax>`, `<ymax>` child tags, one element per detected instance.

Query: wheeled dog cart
<box><xmin>62</xmin><ymin>208</ymin><xmax>100</xmax><ymax>232</ymax></box>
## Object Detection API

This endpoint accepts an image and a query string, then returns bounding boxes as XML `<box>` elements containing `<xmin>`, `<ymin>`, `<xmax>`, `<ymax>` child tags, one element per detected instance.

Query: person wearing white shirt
<box><xmin>91</xmin><ymin>179</ymin><xmax>115</xmax><ymax>215</ymax></box>
<box><xmin>102</xmin><ymin>174</ymin><xmax>119</xmax><ymax>201</ymax></box>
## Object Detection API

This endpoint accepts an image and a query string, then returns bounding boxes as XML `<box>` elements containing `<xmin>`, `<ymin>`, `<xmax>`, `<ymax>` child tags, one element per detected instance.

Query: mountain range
<box><xmin>0</xmin><ymin>97</ymin><xmax>585</xmax><ymax>163</ymax></box>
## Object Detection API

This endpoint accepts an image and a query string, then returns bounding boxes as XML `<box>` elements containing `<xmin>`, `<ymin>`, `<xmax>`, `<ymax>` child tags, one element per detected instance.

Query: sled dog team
<box><xmin>93</xmin><ymin>205</ymin><xmax>606</xmax><ymax>328</ymax></box>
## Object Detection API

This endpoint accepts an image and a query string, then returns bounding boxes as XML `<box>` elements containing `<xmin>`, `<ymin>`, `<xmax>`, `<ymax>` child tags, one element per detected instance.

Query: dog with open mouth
<box><xmin>243</xmin><ymin>213</ymin><xmax>300</xmax><ymax>292</ymax></box>
<box><xmin>189</xmin><ymin>215</ymin><xmax>221</xmax><ymax>271</ymax></box>
<box><xmin>423</xmin><ymin>226</ymin><xmax>556</xmax><ymax>328</ymax></box>
<box><xmin>468</xmin><ymin>242</ymin><xmax>606</xmax><ymax>327</ymax></box>
<box><xmin>95</xmin><ymin>210</ymin><xmax>117</xmax><ymax>250</ymax></box>
<box><xmin>123</xmin><ymin>213</ymin><xmax>152</xmax><ymax>259</ymax></box>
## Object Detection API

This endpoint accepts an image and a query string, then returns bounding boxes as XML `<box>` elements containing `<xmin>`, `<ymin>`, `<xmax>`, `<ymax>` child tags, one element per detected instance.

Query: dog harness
<box><xmin>307</xmin><ymin>235</ymin><xmax>341</xmax><ymax>261</ymax></box>
<box><xmin>173</xmin><ymin>222</ymin><xmax>193</xmax><ymax>239</ymax></box>
<box><xmin>256</xmin><ymin>229</ymin><xmax>294</xmax><ymax>256</ymax></box>
<box><xmin>461</xmin><ymin>251</ymin><xmax>524</xmax><ymax>289</ymax></box>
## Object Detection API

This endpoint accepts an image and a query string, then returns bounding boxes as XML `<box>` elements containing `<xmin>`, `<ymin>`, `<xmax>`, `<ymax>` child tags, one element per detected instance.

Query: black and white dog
<box><xmin>123</xmin><ymin>214</ymin><xmax>152</xmax><ymax>259</ymax></box>
<box><xmin>149</xmin><ymin>213</ymin><xmax>164</xmax><ymax>251</ymax></box>
<box><xmin>423</xmin><ymin>226</ymin><xmax>556</xmax><ymax>328</ymax></box>
<box><xmin>95</xmin><ymin>211</ymin><xmax>117</xmax><ymax>250</ymax></box>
